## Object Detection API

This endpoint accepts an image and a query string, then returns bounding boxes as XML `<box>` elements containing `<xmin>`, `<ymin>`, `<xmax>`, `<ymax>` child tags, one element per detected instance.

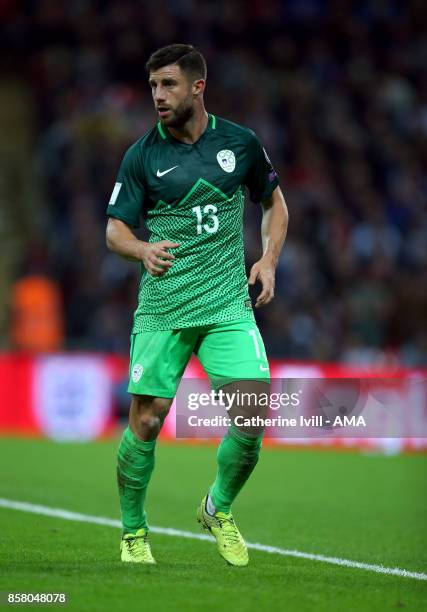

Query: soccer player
<box><xmin>106</xmin><ymin>44</ymin><xmax>288</xmax><ymax>566</ymax></box>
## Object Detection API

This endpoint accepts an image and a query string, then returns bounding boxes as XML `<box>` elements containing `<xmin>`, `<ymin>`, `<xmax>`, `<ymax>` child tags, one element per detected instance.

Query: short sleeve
<box><xmin>245</xmin><ymin>132</ymin><xmax>279</xmax><ymax>203</ymax></box>
<box><xmin>106</xmin><ymin>142</ymin><xmax>145</xmax><ymax>228</ymax></box>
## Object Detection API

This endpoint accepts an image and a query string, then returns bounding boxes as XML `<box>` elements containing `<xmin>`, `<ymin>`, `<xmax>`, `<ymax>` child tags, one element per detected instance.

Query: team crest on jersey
<box><xmin>132</xmin><ymin>363</ymin><xmax>143</xmax><ymax>383</ymax></box>
<box><xmin>216</xmin><ymin>150</ymin><xmax>236</xmax><ymax>173</ymax></box>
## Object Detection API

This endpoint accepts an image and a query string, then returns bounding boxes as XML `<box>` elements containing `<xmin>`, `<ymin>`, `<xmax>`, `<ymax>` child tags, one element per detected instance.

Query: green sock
<box><xmin>210</xmin><ymin>426</ymin><xmax>263</xmax><ymax>514</ymax></box>
<box><xmin>117</xmin><ymin>426</ymin><xmax>156</xmax><ymax>534</ymax></box>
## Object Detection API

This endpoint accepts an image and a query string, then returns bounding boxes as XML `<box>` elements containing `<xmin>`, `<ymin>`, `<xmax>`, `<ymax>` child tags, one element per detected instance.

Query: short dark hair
<box><xmin>146</xmin><ymin>44</ymin><xmax>207</xmax><ymax>81</ymax></box>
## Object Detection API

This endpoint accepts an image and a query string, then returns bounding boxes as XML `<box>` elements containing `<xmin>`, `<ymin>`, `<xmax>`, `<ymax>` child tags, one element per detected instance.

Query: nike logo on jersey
<box><xmin>156</xmin><ymin>166</ymin><xmax>178</xmax><ymax>177</ymax></box>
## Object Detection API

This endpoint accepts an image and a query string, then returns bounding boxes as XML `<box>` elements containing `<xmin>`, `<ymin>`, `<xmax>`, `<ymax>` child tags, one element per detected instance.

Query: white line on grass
<box><xmin>1</xmin><ymin>497</ymin><xmax>426</xmax><ymax>582</ymax></box>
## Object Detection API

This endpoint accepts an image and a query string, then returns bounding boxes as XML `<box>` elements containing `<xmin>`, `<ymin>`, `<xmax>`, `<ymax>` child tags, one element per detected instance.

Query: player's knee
<box><xmin>138</xmin><ymin>412</ymin><xmax>162</xmax><ymax>435</ymax></box>
<box><xmin>152</xmin><ymin>397</ymin><xmax>172</xmax><ymax>418</ymax></box>
<box><xmin>231</xmin><ymin>423</ymin><xmax>265</xmax><ymax>444</ymax></box>
<box><xmin>131</xmin><ymin>396</ymin><xmax>171</xmax><ymax>438</ymax></box>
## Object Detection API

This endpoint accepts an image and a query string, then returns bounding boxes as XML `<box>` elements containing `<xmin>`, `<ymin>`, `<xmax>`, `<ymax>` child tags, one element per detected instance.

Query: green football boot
<box><xmin>120</xmin><ymin>528</ymin><xmax>156</xmax><ymax>564</ymax></box>
<box><xmin>197</xmin><ymin>495</ymin><xmax>249</xmax><ymax>566</ymax></box>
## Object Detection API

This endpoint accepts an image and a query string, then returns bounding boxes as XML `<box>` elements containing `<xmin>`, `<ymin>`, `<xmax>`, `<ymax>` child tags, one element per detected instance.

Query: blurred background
<box><xmin>0</xmin><ymin>0</ymin><xmax>427</xmax><ymax>446</ymax></box>
<box><xmin>1</xmin><ymin>0</ymin><xmax>426</xmax><ymax>365</ymax></box>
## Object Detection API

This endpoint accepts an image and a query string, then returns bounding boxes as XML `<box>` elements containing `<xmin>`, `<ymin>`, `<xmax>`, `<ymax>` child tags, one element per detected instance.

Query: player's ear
<box><xmin>192</xmin><ymin>79</ymin><xmax>205</xmax><ymax>97</ymax></box>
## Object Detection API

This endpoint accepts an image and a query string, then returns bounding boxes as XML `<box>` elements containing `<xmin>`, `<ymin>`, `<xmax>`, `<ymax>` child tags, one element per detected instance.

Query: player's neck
<box><xmin>167</xmin><ymin>107</ymin><xmax>209</xmax><ymax>145</ymax></box>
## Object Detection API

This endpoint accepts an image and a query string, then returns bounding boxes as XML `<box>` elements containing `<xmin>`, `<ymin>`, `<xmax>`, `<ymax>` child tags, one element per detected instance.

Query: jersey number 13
<box><xmin>192</xmin><ymin>205</ymin><xmax>219</xmax><ymax>235</ymax></box>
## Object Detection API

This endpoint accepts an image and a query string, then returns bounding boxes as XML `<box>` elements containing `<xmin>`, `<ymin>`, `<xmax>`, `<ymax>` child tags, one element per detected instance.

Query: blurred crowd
<box><xmin>3</xmin><ymin>0</ymin><xmax>427</xmax><ymax>365</ymax></box>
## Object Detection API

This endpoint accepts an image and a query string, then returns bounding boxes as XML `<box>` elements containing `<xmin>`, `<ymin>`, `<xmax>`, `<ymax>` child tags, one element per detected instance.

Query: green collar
<box><xmin>157</xmin><ymin>113</ymin><xmax>216</xmax><ymax>142</ymax></box>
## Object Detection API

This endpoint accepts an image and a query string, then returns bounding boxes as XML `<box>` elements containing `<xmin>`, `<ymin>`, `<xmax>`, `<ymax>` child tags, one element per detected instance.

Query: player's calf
<box><xmin>117</xmin><ymin>397</ymin><xmax>172</xmax><ymax>565</ymax></box>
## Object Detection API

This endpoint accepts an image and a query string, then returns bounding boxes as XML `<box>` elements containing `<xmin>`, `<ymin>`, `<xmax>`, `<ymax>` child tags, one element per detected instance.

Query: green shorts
<box><xmin>127</xmin><ymin>319</ymin><xmax>270</xmax><ymax>398</ymax></box>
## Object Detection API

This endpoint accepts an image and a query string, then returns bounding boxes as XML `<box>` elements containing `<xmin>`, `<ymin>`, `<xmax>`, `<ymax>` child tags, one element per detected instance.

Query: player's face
<box><xmin>149</xmin><ymin>64</ymin><xmax>196</xmax><ymax>128</ymax></box>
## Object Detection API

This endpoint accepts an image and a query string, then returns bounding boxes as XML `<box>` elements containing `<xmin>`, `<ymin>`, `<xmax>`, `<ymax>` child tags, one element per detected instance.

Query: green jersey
<box><xmin>107</xmin><ymin>114</ymin><xmax>279</xmax><ymax>332</ymax></box>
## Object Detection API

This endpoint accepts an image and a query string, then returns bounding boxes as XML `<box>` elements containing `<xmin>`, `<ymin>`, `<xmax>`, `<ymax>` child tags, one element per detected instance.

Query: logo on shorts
<box><xmin>132</xmin><ymin>363</ymin><xmax>143</xmax><ymax>383</ymax></box>
<box><xmin>217</xmin><ymin>150</ymin><xmax>236</xmax><ymax>173</ymax></box>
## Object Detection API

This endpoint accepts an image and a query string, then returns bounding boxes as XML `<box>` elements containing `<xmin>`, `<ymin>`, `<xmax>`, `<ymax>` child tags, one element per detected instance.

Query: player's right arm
<box><xmin>106</xmin><ymin>218</ymin><xmax>178</xmax><ymax>276</ymax></box>
<box><xmin>106</xmin><ymin>141</ymin><xmax>178</xmax><ymax>276</ymax></box>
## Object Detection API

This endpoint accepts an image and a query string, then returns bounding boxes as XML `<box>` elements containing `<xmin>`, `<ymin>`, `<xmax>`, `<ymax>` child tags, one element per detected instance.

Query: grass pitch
<box><xmin>0</xmin><ymin>437</ymin><xmax>426</xmax><ymax>611</ymax></box>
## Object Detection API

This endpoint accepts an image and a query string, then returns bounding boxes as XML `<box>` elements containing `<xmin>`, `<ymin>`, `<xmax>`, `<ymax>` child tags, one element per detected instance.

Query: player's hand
<box><xmin>140</xmin><ymin>240</ymin><xmax>180</xmax><ymax>276</ymax></box>
<box><xmin>248</xmin><ymin>256</ymin><xmax>276</xmax><ymax>308</ymax></box>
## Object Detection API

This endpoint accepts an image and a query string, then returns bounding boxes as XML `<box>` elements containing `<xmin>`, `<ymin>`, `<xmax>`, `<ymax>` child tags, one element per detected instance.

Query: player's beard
<box><xmin>163</xmin><ymin>99</ymin><xmax>194</xmax><ymax>128</ymax></box>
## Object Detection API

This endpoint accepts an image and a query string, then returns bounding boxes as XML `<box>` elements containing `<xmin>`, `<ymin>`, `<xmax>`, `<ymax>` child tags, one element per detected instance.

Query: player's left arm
<box><xmin>248</xmin><ymin>185</ymin><xmax>288</xmax><ymax>308</ymax></box>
